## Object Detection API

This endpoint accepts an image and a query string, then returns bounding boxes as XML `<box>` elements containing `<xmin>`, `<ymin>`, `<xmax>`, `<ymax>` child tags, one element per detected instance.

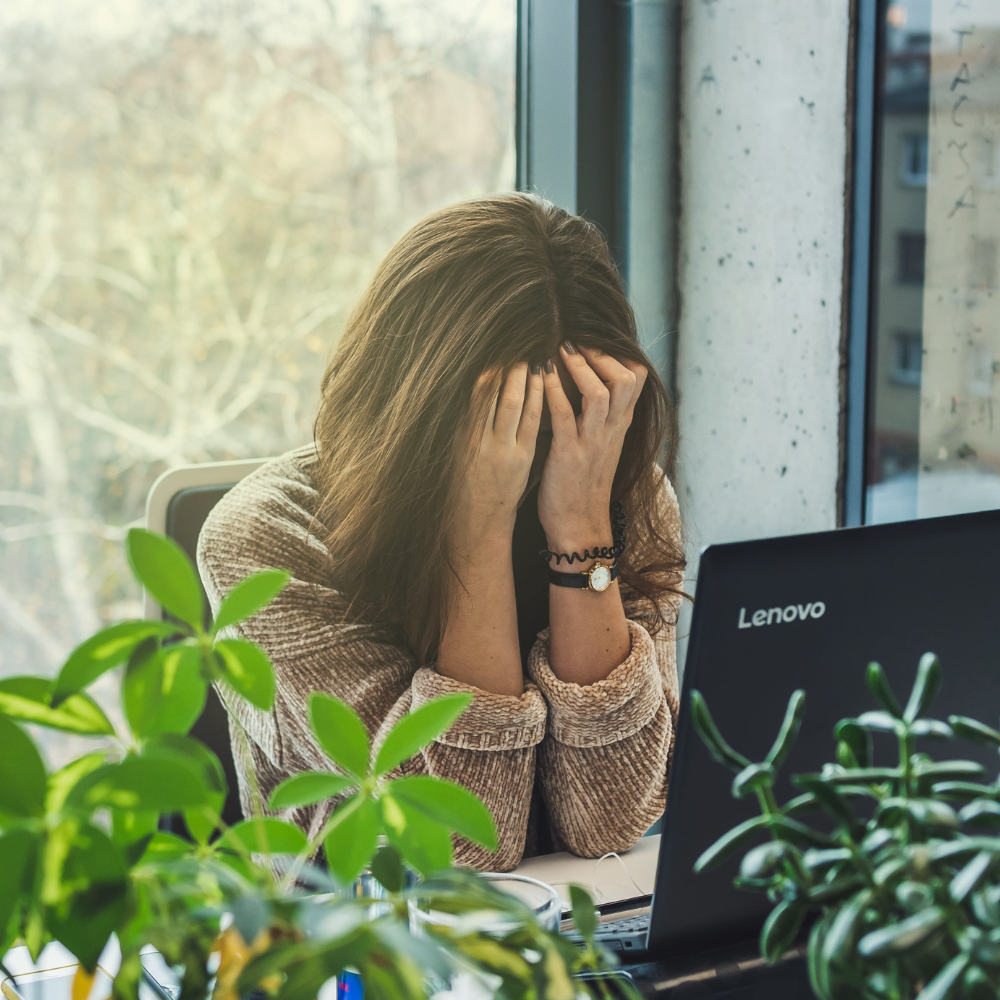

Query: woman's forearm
<box><xmin>547</xmin><ymin>529</ymin><xmax>632</xmax><ymax>686</ymax></box>
<box><xmin>437</xmin><ymin>531</ymin><xmax>525</xmax><ymax>697</ymax></box>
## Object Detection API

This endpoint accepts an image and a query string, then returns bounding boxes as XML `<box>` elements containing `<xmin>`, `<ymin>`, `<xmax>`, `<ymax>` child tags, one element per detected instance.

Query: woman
<box><xmin>197</xmin><ymin>192</ymin><xmax>685</xmax><ymax>870</ymax></box>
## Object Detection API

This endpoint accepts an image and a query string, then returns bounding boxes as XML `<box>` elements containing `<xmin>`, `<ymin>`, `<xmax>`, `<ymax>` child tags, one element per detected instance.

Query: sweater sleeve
<box><xmin>196</xmin><ymin>447</ymin><xmax>546</xmax><ymax>870</ymax></box>
<box><xmin>527</xmin><ymin>474</ymin><xmax>683</xmax><ymax>858</ymax></box>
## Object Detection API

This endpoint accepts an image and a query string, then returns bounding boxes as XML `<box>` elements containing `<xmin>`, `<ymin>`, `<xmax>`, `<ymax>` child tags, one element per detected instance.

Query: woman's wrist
<box><xmin>543</xmin><ymin>520</ymin><xmax>614</xmax><ymax>572</ymax></box>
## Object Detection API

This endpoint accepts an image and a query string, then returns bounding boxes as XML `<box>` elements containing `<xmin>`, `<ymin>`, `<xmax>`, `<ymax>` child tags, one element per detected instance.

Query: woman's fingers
<box><xmin>620</xmin><ymin>358</ymin><xmax>648</xmax><ymax>419</ymax></box>
<box><xmin>516</xmin><ymin>364</ymin><xmax>544</xmax><ymax>447</ymax></box>
<box><xmin>558</xmin><ymin>341</ymin><xmax>609</xmax><ymax>427</ymax></box>
<box><xmin>493</xmin><ymin>362</ymin><xmax>529</xmax><ymax>442</ymax></box>
<box><xmin>542</xmin><ymin>358</ymin><xmax>578</xmax><ymax>439</ymax></box>
<box><xmin>574</xmin><ymin>344</ymin><xmax>641</xmax><ymax>421</ymax></box>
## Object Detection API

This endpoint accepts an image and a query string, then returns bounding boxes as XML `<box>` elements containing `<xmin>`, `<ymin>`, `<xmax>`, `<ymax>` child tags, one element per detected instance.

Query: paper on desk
<box><xmin>512</xmin><ymin>834</ymin><xmax>659</xmax><ymax>911</ymax></box>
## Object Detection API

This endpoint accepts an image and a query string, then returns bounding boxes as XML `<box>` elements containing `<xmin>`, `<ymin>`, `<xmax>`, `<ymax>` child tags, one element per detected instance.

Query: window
<box><xmin>851</xmin><ymin>0</ymin><xmax>1000</xmax><ymax>524</ymax></box>
<box><xmin>891</xmin><ymin>331</ymin><xmax>923</xmax><ymax>386</ymax></box>
<box><xmin>897</xmin><ymin>232</ymin><xmax>926</xmax><ymax>284</ymax></box>
<box><xmin>0</xmin><ymin>0</ymin><xmax>517</xmax><ymax>763</ymax></box>
<box><xmin>901</xmin><ymin>133</ymin><xmax>928</xmax><ymax>185</ymax></box>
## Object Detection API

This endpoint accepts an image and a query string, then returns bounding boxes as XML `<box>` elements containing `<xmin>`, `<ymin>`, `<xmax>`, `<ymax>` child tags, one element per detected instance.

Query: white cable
<box><xmin>590</xmin><ymin>852</ymin><xmax>646</xmax><ymax>903</ymax></box>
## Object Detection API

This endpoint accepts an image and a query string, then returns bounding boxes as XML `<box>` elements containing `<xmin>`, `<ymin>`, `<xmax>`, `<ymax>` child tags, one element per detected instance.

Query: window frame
<box><xmin>515</xmin><ymin>0</ymin><xmax>632</xmax><ymax>270</ymax></box>
<box><xmin>843</xmin><ymin>0</ymin><xmax>886</xmax><ymax>527</ymax></box>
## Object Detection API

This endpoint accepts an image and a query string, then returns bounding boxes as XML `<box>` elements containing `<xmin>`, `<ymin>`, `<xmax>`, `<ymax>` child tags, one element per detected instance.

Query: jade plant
<box><xmin>0</xmin><ymin>528</ymin><xmax>623</xmax><ymax>1000</ymax></box>
<box><xmin>692</xmin><ymin>653</ymin><xmax>1000</xmax><ymax>1000</ymax></box>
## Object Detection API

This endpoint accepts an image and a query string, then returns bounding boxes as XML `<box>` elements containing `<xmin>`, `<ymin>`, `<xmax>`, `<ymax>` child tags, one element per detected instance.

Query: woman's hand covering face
<box><xmin>452</xmin><ymin>362</ymin><xmax>543</xmax><ymax>555</ymax></box>
<box><xmin>538</xmin><ymin>343</ymin><xmax>647</xmax><ymax>553</ymax></box>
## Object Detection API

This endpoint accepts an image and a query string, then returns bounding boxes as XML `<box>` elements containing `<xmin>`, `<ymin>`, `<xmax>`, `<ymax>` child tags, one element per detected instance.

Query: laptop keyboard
<box><xmin>565</xmin><ymin>911</ymin><xmax>650</xmax><ymax>955</ymax></box>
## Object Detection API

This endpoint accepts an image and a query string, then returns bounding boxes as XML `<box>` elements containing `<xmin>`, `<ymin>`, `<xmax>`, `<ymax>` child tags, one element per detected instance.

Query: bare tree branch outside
<box><xmin>0</xmin><ymin>0</ymin><xmax>515</xmax><ymax>763</ymax></box>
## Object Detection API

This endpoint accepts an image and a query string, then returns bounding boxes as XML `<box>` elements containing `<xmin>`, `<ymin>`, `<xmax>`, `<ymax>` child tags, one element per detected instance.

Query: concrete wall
<box><xmin>673</xmin><ymin>0</ymin><xmax>851</xmax><ymax>573</ymax></box>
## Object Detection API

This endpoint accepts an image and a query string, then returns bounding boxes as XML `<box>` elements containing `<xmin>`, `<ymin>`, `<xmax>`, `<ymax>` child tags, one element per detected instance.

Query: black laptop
<box><xmin>587</xmin><ymin>509</ymin><xmax>1000</xmax><ymax>986</ymax></box>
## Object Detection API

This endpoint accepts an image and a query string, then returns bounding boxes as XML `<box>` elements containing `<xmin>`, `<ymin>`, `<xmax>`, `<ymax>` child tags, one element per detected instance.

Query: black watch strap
<box><xmin>547</xmin><ymin>562</ymin><xmax>618</xmax><ymax>589</ymax></box>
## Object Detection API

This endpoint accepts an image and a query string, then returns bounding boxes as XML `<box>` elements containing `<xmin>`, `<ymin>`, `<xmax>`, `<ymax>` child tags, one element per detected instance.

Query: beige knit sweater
<box><xmin>196</xmin><ymin>444</ymin><xmax>683</xmax><ymax>870</ymax></box>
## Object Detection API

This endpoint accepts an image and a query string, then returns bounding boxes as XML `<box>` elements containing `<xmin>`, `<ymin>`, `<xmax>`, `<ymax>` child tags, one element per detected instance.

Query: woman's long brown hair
<box><xmin>313</xmin><ymin>193</ymin><xmax>685</xmax><ymax>664</ymax></box>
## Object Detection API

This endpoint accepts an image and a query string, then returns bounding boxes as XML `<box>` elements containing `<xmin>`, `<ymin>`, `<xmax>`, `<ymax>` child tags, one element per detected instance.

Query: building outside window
<box><xmin>0</xmin><ymin>0</ymin><xmax>516</xmax><ymax>763</ymax></box>
<box><xmin>897</xmin><ymin>232</ymin><xmax>927</xmax><ymax>284</ymax></box>
<box><xmin>901</xmin><ymin>132</ymin><xmax>929</xmax><ymax>185</ymax></box>
<box><xmin>891</xmin><ymin>331</ymin><xmax>923</xmax><ymax>386</ymax></box>
<box><xmin>865</xmin><ymin>0</ymin><xmax>1000</xmax><ymax>524</ymax></box>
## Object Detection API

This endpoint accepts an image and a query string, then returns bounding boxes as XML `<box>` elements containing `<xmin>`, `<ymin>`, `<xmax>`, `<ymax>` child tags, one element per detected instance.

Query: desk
<box><xmin>512</xmin><ymin>834</ymin><xmax>658</xmax><ymax>911</ymax></box>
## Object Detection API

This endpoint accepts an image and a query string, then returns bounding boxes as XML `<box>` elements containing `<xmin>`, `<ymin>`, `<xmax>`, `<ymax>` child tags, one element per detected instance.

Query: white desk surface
<box><xmin>512</xmin><ymin>834</ymin><xmax>659</xmax><ymax>910</ymax></box>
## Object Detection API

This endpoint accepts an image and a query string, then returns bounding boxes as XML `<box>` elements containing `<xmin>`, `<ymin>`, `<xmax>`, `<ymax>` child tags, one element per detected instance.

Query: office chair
<box><xmin>145</xmin><ymin>457</ymin><xmax>269</xmax><ymax>826</ymax></box>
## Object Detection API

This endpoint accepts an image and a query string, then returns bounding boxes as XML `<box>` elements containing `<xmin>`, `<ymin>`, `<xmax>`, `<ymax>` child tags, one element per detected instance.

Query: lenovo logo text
<box><xmin>738</xmin><ymin>602</ymin><xmax>826</xmax><ymax>629</ymax></box>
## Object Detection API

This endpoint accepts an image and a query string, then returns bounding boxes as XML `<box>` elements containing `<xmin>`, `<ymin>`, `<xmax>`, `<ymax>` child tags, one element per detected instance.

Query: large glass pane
<box><xmin>866</xmin><ymin>0</ymin><xmax>1000</xmax><ymax>523</ymax></box>
<box><xmin>0</xmin><ymin>0</ymin><xmax>516</xmax><ymax>762</ymax></box>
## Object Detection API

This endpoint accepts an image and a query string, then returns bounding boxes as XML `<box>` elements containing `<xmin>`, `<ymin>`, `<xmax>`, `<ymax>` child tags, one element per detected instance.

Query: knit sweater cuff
<box><xmin>526</xmin><ymin>619</ymin><xmax>662</xmax><ymax>748</ymax></box>
<box><xmin>411</xmin><ymin>668</ymin><xmax>547</xmax><ymax>751</ymax></box>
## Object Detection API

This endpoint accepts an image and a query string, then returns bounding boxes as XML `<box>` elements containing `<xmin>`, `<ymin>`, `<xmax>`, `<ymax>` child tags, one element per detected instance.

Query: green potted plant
<box><xmin>0</xmin><ymin>529</ymin><xmax>627</xmax><ymax>1000</ymax></box>
<box><xmin>692</xmin><ymin>653</ymin><xmax>1000</xmax><ymax>1000</ymax></box>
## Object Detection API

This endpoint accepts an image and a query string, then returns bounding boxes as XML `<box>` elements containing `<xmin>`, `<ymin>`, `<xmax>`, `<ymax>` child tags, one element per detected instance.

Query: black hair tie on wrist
<box><xmin>539</xmin><ymin>501</ymin><xmax>626</xmax><ymax>566</ymax></box>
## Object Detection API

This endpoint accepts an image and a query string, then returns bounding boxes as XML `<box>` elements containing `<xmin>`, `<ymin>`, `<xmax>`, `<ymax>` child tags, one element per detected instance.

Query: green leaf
<box><xmin>690</xmin><ymin>690</ymin><xmax>751</xmax><ymax>772</ymax></box>
<box><xmin>761</xmin><ymin>900</ymin><xmax>804</xmax><ymax>964</ymax></box>
<box><xmin>855</xmin><ymin>710</ymin><xmax>905</xmax><ymax>735</ymax></box>
<box><xmin>791</xmin><ymin>775</ymin><xmax>857</xmax><ymax>828</ymax></box>
<box><xmin>950</xmin><ymin>852</ymin><xmax>994</xmax><ymax>903</ymax></box>
<box><xmin>821</xmin><ymin>887</ymin><xmax>873</xmax><ymax>967</ymax></box>
<box><xmin>866</xmin><ymin>662</ymin><xmax>903</xmax><ymax>718</ymax></box>
<box><xmin>858</xmin><ymin>906</ymin><xmax>946</xmax><ymax>958</ymax></box>
<box><xmin>370</xmin><ymin>844</ymin><xmax>405</xmax><ymax>893</ymax></box>
<box><xmin>910</xmin><ymin>719</ymin><xmax>953</xmax><ymax>739</ymax></box>
<box><xmin>0</xmin><ymin>828</ymin><xmax>40</xmax><ymax>952</ymax></box>
<box><xmin>765</xmin><ymin>690</ymin><xmax>806</xmax><ymax>769</ymax></box>
<box><xmin>44</xmin><ymin>822</ymin><xmax>127</xmax><ymax>972</ymax></box>
<box><xmin>221</xmin><ymin>818</ymin><xmax>307</xmax><ymax>855</ymax></box>
<box><xmin>904</xmin><ymin>652</ymin><xmax>942</xmax><ymax>724</ymax></box>
<box><xmin>215</xmin><ymin>639</ymin><xmax>275</xmax><ymax>711</ymax></box>
<box><xmin>0</xmin><ymin>715</ymin><xmax>47</xmax><ymax>818</ymax></box>
<box><xmin>308</xmin><ymin>692</ymin><xmax>370</xmax><ymax>778</ymax></box>
<box><xmin>46</xmin><ymin>752</ymin><xmax>109</xmax><ymax>817</ymax></box>
<box><xmin>373</xmin><ymin>693</ymin><xmax>473</xmax><ymax>777</ymax></box>
<box><xmin>53</xmin><ymin>620</ymin><xmax>178</xmax><ymax>705</ymax></box>
<box><xmin>915</xmin><ymin>955</ymin><xmax>972</xmax><ymax>1000</ymax></box>
<box><xmin>123</xmin><ymin>641</ymin><xmax>207</xmax><ymax>737</ymax></box>
<box><xmin>213</xmin><ymin>569</ymin><xmax>290</xmax><ymax>634</ymax></box>
<box><xmin>833</xmin><ymin>720</ymin><xmax>871</xmax><ymax>768</ymax></box>
<box><xmin>143</xmin><ymin>733</ymin><xmax>227</xmax><ymax>843</ymax></box>
<box><xmin>732</xmin><ymin>762</ymin><xmax>776</xmax><ymax>799</ymax></box>
<box><xmin>126</xmin><ymin>528</ymin><xmax>204</xmax><ymax>629</ymax></box>
<box><xmin>324</xmin><ymin>794</ymin><xmax>380</xmax><ymax>883</ymax></box>
<box><xmin>950</xmin><ymin>716</ymin><xmax>1000</xmax><ymax>748</ymax></box>
<box><xmin>960</xmin><ymin>800</ymin><xmax>1000</xmax><ymax>828</ymax></box>
<box><xmin>741</xmin><ymin>841</ymin><xmax>795</xmax><ymax>881</ymax></box>
<box><xmin>693</xmin><ymin>815</ymin><xmax>769</xmax><ymax>872</ymax></box>
<box><xmin>569</xmin><ymin>884</ymin><xmax>597</xmax><ymax>946</ymax></box>
<box><xmin>67</xmin><ymin>750</ymin><xmax>209</xmax><ymax>813</ymax></box>
<box><xmin>386</xmin><ymin>775</ymin><xmax>498</xmax><ymax>851</ymax></box>
<box><xmin>0</xmin><ymin>677</ymin><xmax>114</xmax><ymax>736</ymax></box>
<box><xmin>138</xmin><ymin>831</ymin><xmax>192</xmax><ymax>862</ymax></box>
<box><xmin>268</xmin><ymin>772</ymin><xmax>356</xmax><ymax>811</ymax></box>
<box><xmin>379</xmin><ymin>794</ymin><xmax>453</xmax><ymax>877</ymax></box>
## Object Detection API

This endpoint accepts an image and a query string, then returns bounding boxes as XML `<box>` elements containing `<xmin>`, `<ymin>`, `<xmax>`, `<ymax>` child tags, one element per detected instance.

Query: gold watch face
<box><xmin>588</xmin><ymin>564</ymin><xmax>612</xmax><ymax>592</ymax></box>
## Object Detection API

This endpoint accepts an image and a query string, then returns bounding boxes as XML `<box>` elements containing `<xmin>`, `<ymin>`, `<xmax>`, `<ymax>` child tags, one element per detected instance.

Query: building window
<box><xmin>891</xmin><ymin>332</ymin><xmax>922</xmax><ymax>386</ymax></box>
<box><xmin>897</xmin><ymin>232</ymin><xmax>926</xmax><ymax>285</ymax></box>
<box><xmin>901</xmin><ymin>133</ymin><xmax>928</xmax><ymax>186</ymax></box>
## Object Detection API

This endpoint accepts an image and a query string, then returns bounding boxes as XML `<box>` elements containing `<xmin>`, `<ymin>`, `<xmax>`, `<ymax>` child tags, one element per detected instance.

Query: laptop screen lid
<box><xmin>646</xmin><ymin>509</ymin><xmax>1000</xmax><ymax>958</ymax></box>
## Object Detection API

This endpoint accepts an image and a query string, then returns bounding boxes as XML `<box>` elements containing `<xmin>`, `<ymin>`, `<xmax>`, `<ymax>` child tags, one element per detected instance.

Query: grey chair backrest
<box><xmin>146</xmin><ymin>459</ymin><xmax>269</xmax><ymax>826</ymax></box>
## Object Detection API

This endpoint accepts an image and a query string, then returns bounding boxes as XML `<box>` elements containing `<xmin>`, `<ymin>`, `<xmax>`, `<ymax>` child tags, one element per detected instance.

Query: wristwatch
<box><xmin>548</xmin><ymin>561</ymin><xmax>618</xmax><ymax>592</ymax></box>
